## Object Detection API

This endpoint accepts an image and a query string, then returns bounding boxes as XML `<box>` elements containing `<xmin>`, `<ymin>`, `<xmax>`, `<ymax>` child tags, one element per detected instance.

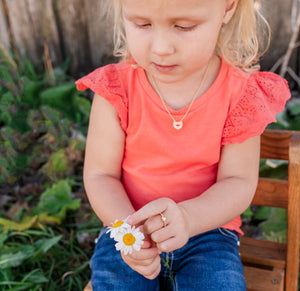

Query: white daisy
<box><xmin>115</xmin><ymin>226</ymin><xmax>144</xmax><ymax>255</ymax></box>
<box><xmin>106</xmin><ymin>219</ymin><xmax>131</xmax><ymax>239</ymax></box>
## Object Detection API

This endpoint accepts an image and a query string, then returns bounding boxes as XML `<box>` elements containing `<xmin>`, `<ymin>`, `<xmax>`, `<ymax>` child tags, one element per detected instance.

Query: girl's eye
<box><xmin>135</xmin><ymin>23</ymin><xmax>151</xmax><ymax>29</ymax></box>
<box><xmin>175</xmin><ymin>25</ymin><xmax>196</xmax><ymax>31</ymax></box>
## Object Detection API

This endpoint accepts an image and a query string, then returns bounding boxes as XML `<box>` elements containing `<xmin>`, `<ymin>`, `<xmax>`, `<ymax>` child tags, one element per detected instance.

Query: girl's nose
<box><xmin>151</xmin><ymin>30</ymin><xmax>175</xmax><ymax>56</ymax></box>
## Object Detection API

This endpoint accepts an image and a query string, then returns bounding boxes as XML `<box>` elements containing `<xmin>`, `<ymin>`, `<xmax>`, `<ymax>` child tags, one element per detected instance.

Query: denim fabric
<box><xmin>90</xmin><ymin>228</ymin><xmax>246</xmax><ymax>291</ymax></box>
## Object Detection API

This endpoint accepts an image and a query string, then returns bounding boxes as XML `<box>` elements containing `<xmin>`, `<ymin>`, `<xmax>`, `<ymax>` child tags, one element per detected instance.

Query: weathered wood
<box><xmin>5</xmin><ymin>0</ymin><xmax>62</xmax><ymax>65</ymax></box>
<box><xmin>285</xmin><ymin>133</ymin><xmax>300</xmax><ymax>291</ymax></box>
<box><xmin>54</xmin><ymin>0</ymin><xmax>92</xmax><ymax>74</ymax></box>
<box><xmin>244</xmin><ymin>266</ymin><xmax>285</xmax><ymax>291</ymax></box>
<box><xmin>252</xmin><ymin>178</ymin><xmax>288</xmax><ymax>208</ymax></box>
<box><xmin>85</xmin><ymin>0</ymin><xmax>115</xmax><ymax>69</ymax></box>
<box><xmin>241</xmin><ymin>129</ymin><xmax>300</xmax><ymax>291</ymax></box>
<box><xmin>240</xmin><ymin>236</ymin><xmax>287</xmax><ymax>269</ymax></box>
<box><xmin>260</xmin><ymin>129</ymin><xmax>293</xmax><ymax>160</ymax></box>
<box><xmin>0</xmin><ymin>2</ymin><xmax>10</xmax><ymax>51</ymax></box>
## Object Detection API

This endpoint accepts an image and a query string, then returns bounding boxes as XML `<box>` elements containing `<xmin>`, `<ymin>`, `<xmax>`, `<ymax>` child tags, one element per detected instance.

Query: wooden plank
<box><xmin>55</xmin><ymin>0</ymin><xmax>92</xmax><ymax>74</ymax></box>
<box><xmin>0</xmin><ymin>2</ymin><xmax>10</xmax><ymax>51</ymax></box>
<box><xmin>260</xmin><ymin>130</ymin><xmax>293</xmax><ymax>160</ymax></box>
<box><xmin>27</xmin><ymin>0</ymin><xmax>62</xmax><ymax>66</ymax></box>
<box><xmin>285</xmin><ymin>132</ymin><xmax>300</xmax><ymax>291</ymax></box>
<box><xmin>5</xmin><ymin>0</ymin><xmax>62</xmax><ymax>65</ymax></box>
<box><xmin>244</xmin><ymin>266</ymin><xmax>284</xmax><ymax>291</ymax></box>
<box><xmin>252</xmin><ymin>178</ymin><xmax>288</xmax><ymax>208</ymax></box>
<box><xmin>85</xmin><ymin>0</ymin><xmax>115</xmax><ymax>68</ymax></box>
<box><xmin>240</xmin><ymin>237</ymin><xmax>286</xmax><ymax>269</ymax></box>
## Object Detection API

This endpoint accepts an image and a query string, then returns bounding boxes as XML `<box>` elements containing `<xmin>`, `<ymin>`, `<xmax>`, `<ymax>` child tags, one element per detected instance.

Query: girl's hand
<box><xmin>121</xmin><ymin>235</ymin><xmax>161</xmax><ymax>279</ymax></box>
<box><xmin>128</xmin><ymin>198</ymin><xmax>190</xmax><ymax>253</ymax></box>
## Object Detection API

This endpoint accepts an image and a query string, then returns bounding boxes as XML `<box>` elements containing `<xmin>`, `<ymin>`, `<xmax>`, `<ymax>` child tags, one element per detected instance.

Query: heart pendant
<box><xmin>173</xmin><ymin>121</ymin><xmax>183</xmax><ymax>130</ymax></box>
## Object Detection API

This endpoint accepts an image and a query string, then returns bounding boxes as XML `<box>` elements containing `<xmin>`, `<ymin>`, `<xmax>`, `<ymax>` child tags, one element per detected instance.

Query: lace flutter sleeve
<box><xmin>75</xmin><ymin>64</ymin><xmax>128</xmax><ymax>131</ymax></box>
<box><xmin>222</xmin><ymin>72</ymin><xmax>291</xmax><ymax>145</ymax></box>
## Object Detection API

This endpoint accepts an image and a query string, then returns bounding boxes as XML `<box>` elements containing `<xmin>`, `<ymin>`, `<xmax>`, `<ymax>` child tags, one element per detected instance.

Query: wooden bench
<box><xmin>240</xmin><ymin>129</ymin><xmax>300</xmax><ymax>291</ymax></box>
<box><xmin>84</xmin><ymin>129</ymin><xmax>300</xmax><ymax>291</ymax></box>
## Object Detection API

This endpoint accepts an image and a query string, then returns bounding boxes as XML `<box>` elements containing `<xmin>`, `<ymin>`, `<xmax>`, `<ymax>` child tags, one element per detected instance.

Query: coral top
<box><xmin>76</xmin><ymin>58</ymin><xmax>290</xmax><ymax>234</ymax></box>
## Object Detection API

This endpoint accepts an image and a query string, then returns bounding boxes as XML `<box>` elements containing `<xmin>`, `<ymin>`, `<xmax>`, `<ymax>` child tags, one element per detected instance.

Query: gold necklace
<box><xmin>150</xmin><ymin>59</ymin><xmax>211</xmax><ymax>130</ymax></box>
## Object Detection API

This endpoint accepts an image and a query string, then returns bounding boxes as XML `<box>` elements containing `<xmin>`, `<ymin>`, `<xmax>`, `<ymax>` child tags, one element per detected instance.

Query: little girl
<box><xmin>76</xmin><ymin>0</ymin><xmax>290</xmax><ymax>290</ymax></box>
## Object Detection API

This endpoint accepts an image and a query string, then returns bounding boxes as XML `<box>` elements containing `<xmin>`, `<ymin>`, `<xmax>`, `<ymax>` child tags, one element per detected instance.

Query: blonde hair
<box><xmin>111</xmin><ymin>0</ymin><xmax>270</xmax><ymax>72</ymax></box>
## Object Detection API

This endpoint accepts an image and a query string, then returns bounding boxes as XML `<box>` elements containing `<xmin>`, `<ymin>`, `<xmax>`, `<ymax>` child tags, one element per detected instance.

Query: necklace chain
<box><xmin>150</xmin><ymin>59</ymin><xmax>211</xmax><ymax>130</ymax></box>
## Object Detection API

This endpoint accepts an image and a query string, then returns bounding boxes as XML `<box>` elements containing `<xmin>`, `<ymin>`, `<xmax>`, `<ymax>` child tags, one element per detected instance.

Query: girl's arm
<box><xmin>84</xmin><ymin>94</ymin><xmax>161</xmax><ymax>279</ymax></box>
<box><xmin>83</xmin><ymin>94</ymin><xmax>134</xmax><ymax>224</ymax></box>
<box><xmin>128</xmin><ymin>135</ymin><xmax>260</xmax><ymax>252</ymax></box>
<box><xmin>180</xmin><ymin>135</ymin><xmax>260</xmax><ymax>237</ymax></box>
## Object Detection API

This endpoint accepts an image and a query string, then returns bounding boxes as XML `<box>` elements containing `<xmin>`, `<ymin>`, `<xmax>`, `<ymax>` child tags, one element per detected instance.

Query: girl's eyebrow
<box><xmin>123</xmin><ymin>12</ymin><xmax>202</xmax><ymax>23</ymax></box>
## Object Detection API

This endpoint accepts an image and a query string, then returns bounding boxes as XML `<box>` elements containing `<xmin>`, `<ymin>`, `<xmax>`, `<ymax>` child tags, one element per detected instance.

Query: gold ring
<box><xmin>160</xmin><ymin>212</ymin><xmax>167</xmax><ymax>228</ymax></box>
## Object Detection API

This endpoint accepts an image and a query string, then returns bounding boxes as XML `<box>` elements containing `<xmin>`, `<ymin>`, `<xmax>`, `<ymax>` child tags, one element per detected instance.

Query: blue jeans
<box><xmin>90</xmin><ymin>228</ymin><xmax>246</xmax><ymax>291</ymax></box>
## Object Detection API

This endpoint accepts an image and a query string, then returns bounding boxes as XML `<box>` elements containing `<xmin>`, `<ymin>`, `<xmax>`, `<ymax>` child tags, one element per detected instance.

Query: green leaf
<box><xmin>0</xmin><ymin>232</ymin><xmax>8</xmax><ymax>248</ymax></box>
<box><xmin>254</xmin><ymin>206</ymin><xmax>272</xmax><ymax>221</ymax></box>
<box><xmin>242</xmin><ymin>206</ymin><xmax>253</xmax><ymax>218</ymax></box>
<box><xmin>21</xmin><ymin>269</ymin><xmax>48</xmax><ymax>284</ymax></box>
<box><xmin>273</xmin><ymin>111</ymin><xmax>290</xmax><ymax>129</ymax></box>
<box><xmin>40</xmin><ymin>83</ymin><xmax>76</xmax><ymax>119</ymax></box>
<box><xmin>34</xmin><ymin>180</ymin><xmax>79</xmax><ymax>217</ymax></box>
<box><xmin>0</xmin><ymin>216</ymin><xmax>38</xmax><ymax>231</ymax></box>
<box><xmin>74</xmin><ymin>96</ymin><xmax>91</xmax><ymax>119</ymax></box>
<box><xmin>33</xmin><ymin>235</ymin><xmax>62</xmax><ymax>254</ymax></box>
<box><xmin>23</xmin><ymin>81</ymin><xmax>44</xmax><ymax>108</ymax></box>
<box><xmin>41</xmin><ymin>149</ymin><xmax>68</xmax><ymax>178</ymax></box>
<box><xmin>0</xmin><ymin>246</ymin><xmax>35</xmax><ymax>269</ymax></box>
<box><xmin>258</xmin><ymin>208</ymin><xmax>287</xmax><ymax>242</ymax></box>
<box><xmin>288</xmin><ymin>103</ymin><xmax>300</xmax><ymax>116</ymax></box>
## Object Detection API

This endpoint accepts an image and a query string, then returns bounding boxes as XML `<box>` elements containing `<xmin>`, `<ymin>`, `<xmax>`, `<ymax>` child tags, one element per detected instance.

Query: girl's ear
<box><xmin>223</xmin><ymin>0</ymin><xmax>238</xmax><ymax>24</ymax></box>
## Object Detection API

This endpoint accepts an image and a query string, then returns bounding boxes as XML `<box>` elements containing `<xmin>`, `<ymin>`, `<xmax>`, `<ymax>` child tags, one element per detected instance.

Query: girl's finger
<box><xmin>125</xmin><ymin>246</ymin><xmax>159</xmax><ymax>261</ymax></box>
<box><xmin>143</xmin><ymin>213</ymin><xmax>166</xmax><ymax>234</ymax></box>
<box><xmin>127</xmin><ymin>198</ymin><xmax>174</xmax><ymax>225</ymax></box>
<box><xmin>134</xmin><ymin>255</ymin><xmax>161</xmax><ymax>279</ymax></box>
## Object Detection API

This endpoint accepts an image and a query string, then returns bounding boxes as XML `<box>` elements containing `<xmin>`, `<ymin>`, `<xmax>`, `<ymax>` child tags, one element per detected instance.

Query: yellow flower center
<box><xmin>123</xmin><ymin>233</ymin><xmax>136</xmax><ymax>246</ymax></box>
<box><xmin>113</xmin><ymin>220</ymin><xmax>124</xmax><ymax>228</ymax></box>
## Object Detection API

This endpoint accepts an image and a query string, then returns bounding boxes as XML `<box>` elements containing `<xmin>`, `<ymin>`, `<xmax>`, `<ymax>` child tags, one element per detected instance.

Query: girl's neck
<box><xmin>147</xmin><ymin>55</ymin><xmax>221</xmax><ymax>111</ymax></box>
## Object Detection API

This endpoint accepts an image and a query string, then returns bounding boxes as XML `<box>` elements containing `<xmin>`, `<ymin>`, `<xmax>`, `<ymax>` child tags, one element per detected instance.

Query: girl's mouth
<box><xmin>153</xmin><ymin>63</ymin><xmax>177</xmax><ymax>73</ymax></box>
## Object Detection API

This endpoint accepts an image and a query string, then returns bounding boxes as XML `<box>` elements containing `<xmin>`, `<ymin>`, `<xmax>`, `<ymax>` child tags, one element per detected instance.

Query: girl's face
<box><xmin>121</xmin><ymin>0</ymin><xmax>236</xmax><ymax>85</ymax></box>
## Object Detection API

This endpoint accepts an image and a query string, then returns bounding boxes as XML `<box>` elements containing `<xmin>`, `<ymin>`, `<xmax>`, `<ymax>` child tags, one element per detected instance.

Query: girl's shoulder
<box><xmin>224</xmin><ymin>62</ymin><xmax>290</xmax><ymax>109</ymax></box>
<box><xmin>75</xmin><ymin>60</ymin><xmax>134</xmax><ymax>94</ymax></box>
<box><xmin>75</xmin><ymin>61</ymin><xmax>135</xmax><ymax>132</ymax></box>
<box><xmin>221</xmin><ymin>63</ymin><xmax>291</xmax><ymax>145</ymax></box>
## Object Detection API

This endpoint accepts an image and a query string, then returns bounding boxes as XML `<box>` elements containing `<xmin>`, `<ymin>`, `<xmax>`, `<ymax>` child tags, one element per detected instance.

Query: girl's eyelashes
<box><xmin>134</xmin><ymin>23</ymin><xmax>151</xmax><ymax>29</ymax></box>
<box><xmin>133</xmin><ymin>23</ymin><xmax>197</xmax><ymax>31</ymax></box>
<box><xmin>175</xmin><ymin>24</ymin><xmax>197</xmax><ymax>31</ymax></box>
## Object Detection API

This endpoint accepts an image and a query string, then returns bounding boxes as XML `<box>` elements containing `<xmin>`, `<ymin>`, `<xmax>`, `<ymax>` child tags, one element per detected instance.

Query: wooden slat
<box><xmin>6</xmin><ymin>0</ymin><xmax>62</xmax><ymax>65</ymax></box>
<box><xmin>240</xmin><ymin>237</ymin><xmax>286</xmax><ymax>269</ymax></box>
<box><xmin>252</xmin><ymin>178</ymin><xmax>288</xmax><ymax>208</ymax></box>
<box><xmin>244</xmin><ymin>266</ymin><xmax>284</xmax><ymax>291</ymax></box>
<box><xmin>55</xmin><ymin>0</ymin><xmax>92</xmax><ymax>74</ymax></box>
<box><xmin>85</xmin><ymin>0</ymin><xmax>115</xmax><ymax>68</ymax></box>
<box><xmin>260</xmin><ymin>130</ymin><xmax>293</xmax><ymax>160</ymax></box>
<box><xmin>0</xmin><ymin>3</ymin><xmax>10</xmax><ymax>51</ymax></box>
<box><xmin>285</xmin><ymin>133</ymin><xmax>300</xmax><ymax>291</ymax></box>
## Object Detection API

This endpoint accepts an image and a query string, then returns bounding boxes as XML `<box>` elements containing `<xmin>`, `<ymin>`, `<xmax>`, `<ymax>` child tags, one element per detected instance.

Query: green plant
<box><xmin>0</xmin><ymin>48</ymin><xmax>97</xmax><ymax>290</ymax></box>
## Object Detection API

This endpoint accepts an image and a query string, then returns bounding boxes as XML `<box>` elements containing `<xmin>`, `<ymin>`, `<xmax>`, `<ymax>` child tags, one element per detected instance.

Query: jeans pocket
<box><xmin>218</xmin><ymin>228</ymin><xmax>240</xmax><ymax>246</ymax></box>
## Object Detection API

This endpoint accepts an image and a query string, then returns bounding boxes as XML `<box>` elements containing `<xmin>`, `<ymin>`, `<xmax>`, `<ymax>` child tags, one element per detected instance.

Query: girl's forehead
<box><xmin>121</xmin><ymin>0</ymin><xmax>220</xmax><ymax>10</ymax></box>
<box><xmin>121</xmin><ymin>0</ymin><xmax>223</xmax><ymax>16</ymax></box>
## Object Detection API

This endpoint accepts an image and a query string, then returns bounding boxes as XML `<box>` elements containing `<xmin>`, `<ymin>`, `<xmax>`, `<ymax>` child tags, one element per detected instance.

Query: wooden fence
<box><xmin>0</xmin><ymin>0</ymin><xmax>299</xmax><ymax>78</ymax></box>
